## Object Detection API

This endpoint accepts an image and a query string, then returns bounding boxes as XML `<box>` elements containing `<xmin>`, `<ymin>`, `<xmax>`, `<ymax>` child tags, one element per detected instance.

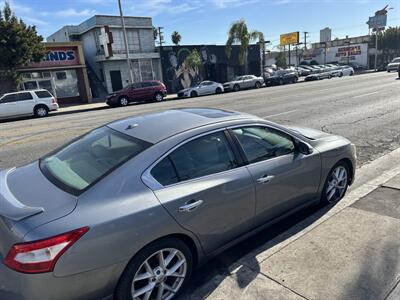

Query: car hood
<box><xmin>223</xmin><ymin>81</ymin><xmax>239</xmax><ymax>85</ymax></box>
<box><xmin>286</xmin><ymin>125</ymin><xmax>333</xmax><ymax>140</ymax></box>
<box><xmin>388</xmin><ymin>62</ymin><xmax>400</xmax><ymax>66</ymax></box>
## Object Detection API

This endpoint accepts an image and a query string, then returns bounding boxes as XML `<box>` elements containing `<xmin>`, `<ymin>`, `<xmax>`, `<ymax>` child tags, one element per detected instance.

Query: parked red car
<box><xmin>106</xmin><ymin>80</ymin><xmax>167</xmax><ymax>107</ymax></box>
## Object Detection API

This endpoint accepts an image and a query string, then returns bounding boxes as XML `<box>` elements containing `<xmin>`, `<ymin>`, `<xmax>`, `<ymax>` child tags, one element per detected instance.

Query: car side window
<box><xmin>150</xmin><ymin>157</ymin><xmax>179</xmax><ymax>186</ymax></box>
<box><xmin>0</xmin><ymin>94</ymin><xmax>17</xmax><ymax>103</ymax></box>
<box><xmin>151</xmin><ymin>131</ymin><xmax>238</xmax><ymax>186</ymax></box>
<box><xmin>141</xmin><ymin>82</ymin><xmax>153</xmax><ymax>88</ymax></box>
<box><xmin>18</xmin><ymin>92</ymin><xmax>33</xmax><ymax>101</ymax></box>
<box><xmin>232</xmin><ymin>126</ymin><xmax>295</xmax><ymax>164</ymax></box>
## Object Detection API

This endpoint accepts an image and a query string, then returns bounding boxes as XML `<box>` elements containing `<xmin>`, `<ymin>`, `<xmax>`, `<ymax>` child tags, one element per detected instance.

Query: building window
<box><xmin>24</xmin><ymin>81</ymin><xmax>38</xmax><ymax>90</ymax></box>
<box><xmin>52</xmin><ymin>69</ymin><xmax>79</xmax><ymax>98</ymax></box>
<box><xmin>140</xmin><ymin>59</ymin><xmax>154</xmax><ymax>81</ymax></box>
<box><xmin>111</xmin><ymin>29</ymin><xmax>140</xmax><ymax>54</ymax></box>
<box><xmin>56</xmin><ymin>72</ymin><xmax>67</xmax><ymax>80</ymax></box>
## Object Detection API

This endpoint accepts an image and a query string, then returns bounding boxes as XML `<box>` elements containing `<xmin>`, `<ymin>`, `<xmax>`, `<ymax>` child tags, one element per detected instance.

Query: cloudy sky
<box><xmin>2</xmin><ymin>0</ymin><xmax>399</xmax><ymax>49</ymax></box>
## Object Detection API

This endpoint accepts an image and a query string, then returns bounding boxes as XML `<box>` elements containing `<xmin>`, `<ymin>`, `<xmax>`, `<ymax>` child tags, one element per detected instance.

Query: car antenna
<box><xmin>125</xmin><ymin>124</ymin><xmax>139</xmax><ymax>130</ymax></box>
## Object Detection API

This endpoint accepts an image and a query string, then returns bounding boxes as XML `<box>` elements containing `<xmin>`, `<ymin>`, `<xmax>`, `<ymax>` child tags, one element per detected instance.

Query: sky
<box><xmin>2</xmin><ymin>0</ymin><xmax>400</xmax><ymax>50</ymax></box>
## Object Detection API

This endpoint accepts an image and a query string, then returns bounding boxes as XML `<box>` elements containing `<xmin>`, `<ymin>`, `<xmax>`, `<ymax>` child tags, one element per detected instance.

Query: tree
<box><xmin>376</xmin><ymin>27</ymin><xmax>400</xmax><ymax>64</ymax></box>
<box><xmin>171</xmin><ymin>31</ymin><xmax>181</xmax><ymax>46</ymax></box>
<box><xmin>0</xmin><ymin>2</ymin><xmax>45</xmax><ymax>92</ymax></box>
<box><xmin>275</xmin><ymin>51</ymin><xmax>287</xmax><ymax>69</ymax></box>
<box><xmin>185</xmin><ymin>49</ymin><xmax>201</xmax><ymax>69</ymax></box>
<box><xmin>225</xmin><ymin>19</ymin><xmax>264</xmax><ymax>72</ymax></box>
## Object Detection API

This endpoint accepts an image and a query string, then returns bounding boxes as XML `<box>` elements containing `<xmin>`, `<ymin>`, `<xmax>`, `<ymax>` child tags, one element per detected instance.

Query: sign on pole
<box><xmin>280</xmin><ymin>32</ymin><xmax>299</xmax><ymax>46</ymax></box>
<box><xmin>367</xmin><ymin>14</ymin><xmax>387</xmax><ymax>29</ymax></box>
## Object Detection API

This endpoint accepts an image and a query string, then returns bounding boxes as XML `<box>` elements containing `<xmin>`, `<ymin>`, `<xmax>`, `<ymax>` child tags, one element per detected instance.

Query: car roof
<box><xmin>107</xmin><ymin>108</ymin><xmax>256</xmax><ymax>144</ymax></box>
<box><xmin>0</xmin><ymin>89</ymin><xmax>49</xmax><ymax>97</ymax></box>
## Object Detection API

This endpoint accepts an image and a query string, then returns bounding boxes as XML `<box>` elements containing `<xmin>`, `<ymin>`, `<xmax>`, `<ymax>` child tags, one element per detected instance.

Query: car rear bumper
<box><xmin>0</xmin><ymin>258</ymin><xmax>126</xmax><ymax>300</ymax></box>
<box><xmin>50</xmin><ymin>103</ymin><xmax>59</xmax><ymax>111</ymax></box>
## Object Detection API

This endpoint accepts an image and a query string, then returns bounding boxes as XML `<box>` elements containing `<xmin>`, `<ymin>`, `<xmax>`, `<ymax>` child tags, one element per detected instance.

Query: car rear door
<box><xmin>17</xmin><ymin>92</ymin><xmax>36</xmax><ymax>115</ymax></box>
<box><xmin>229</xmin><ymin>125</ymin><xmax>321</xmax><ymax>227</ymax></box>
<box><xmin>148</xmin><ymin>130</ymin><xmax>256</xmax><ymax>254</ymax></box>
<box><xmin>140</xmin><ymin>82</ymin><xmax>157</xmax><ymax>101</ymax></box>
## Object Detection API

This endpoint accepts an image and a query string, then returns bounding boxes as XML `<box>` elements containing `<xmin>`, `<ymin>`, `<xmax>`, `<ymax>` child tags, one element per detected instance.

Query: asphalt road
<box><xmin>1</xmin><ymin>71</ymin><xmax>399</xmax><ymax>169</ymax></box>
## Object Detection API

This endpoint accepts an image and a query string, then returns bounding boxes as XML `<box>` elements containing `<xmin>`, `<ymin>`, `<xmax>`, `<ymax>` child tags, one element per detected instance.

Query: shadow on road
<box><xmin>178</xmin><ymin>203</ymin><xmax>337</xmax><ymax>299</ymax></box>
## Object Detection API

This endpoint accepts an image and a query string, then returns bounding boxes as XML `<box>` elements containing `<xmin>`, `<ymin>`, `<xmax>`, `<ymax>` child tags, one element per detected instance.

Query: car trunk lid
<box><xmin>0</xmin><ymin>163</ymin><xmax>78</xmax><ymax>256</ymax></box>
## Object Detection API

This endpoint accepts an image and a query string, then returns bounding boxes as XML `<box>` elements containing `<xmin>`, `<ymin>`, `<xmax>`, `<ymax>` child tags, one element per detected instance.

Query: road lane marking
<box><xmin>352</xmin><ymin>91</ymin><xmax>379</xmax><ymax>99</ymax></box>
<box><xmin>263</xmin><ymin>109</ymin><xmax>297</xmax><ymax>119</ymax></box>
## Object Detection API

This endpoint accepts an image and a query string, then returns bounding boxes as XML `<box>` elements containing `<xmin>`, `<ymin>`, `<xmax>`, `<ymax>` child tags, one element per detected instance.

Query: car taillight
<box><xmin>52</xmin><ymin>97</ymin><xmax>58</xmax><ymax>104</ymax></box>
<box><xmin>4</xmin><ymin>227</ymin><xmax>89</xmax><ymax>274</ymax></box>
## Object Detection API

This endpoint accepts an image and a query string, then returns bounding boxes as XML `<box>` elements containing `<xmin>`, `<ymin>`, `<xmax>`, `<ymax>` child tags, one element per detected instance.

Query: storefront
<box><xmin>18</xmin><ymin>42</ymin><xmax>92</xmax><ymax>104</ymax></box>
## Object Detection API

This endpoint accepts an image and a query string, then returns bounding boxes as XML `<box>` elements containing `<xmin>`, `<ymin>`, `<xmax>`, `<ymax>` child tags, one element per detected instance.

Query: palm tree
<box><xmin>171</xmin><ymin>31</ymin><xmax>181</xmax><ymax>46</ymax></box>
<box><xmin>225</xmin><ymin>19</ymin><xmax>264</xmax><ymax>72</ymax></box>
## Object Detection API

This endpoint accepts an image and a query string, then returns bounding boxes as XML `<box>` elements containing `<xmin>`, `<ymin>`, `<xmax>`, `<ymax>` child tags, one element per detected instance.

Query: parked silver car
<box><xmin>177</xmin><ymin>81</ymin><xmax>223</xmax><ymax>98</ymax></box>
<box><xmin>0</xmin><ymin>108</ymin><xmax>356</xmax><ymax>300</ymax></box>
<box><xmin>223</xmin><ymin>75</ymin><xmax>264</xmax><ymax>92</ymax></box>
<box><xmin>386</xmin><ymin>57</ymin><xmax>400</xmax><ymax>72</ymax></box>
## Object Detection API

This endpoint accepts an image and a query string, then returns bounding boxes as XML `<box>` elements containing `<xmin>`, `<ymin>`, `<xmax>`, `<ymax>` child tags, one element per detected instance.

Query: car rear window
<box><xmin>40</xmin><ymin>127</ymin><xmax>151</xmax><ymax>195</ymax></box>
<box><xmin>35</xmin><ymin>90</ymin><xmax>52</xmax><ymax>98</ymax></box>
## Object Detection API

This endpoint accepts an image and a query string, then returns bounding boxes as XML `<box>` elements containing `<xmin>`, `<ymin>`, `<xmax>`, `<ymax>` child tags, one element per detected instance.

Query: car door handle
<box><xmin>179</xmin><ymin>200</ymin><xmax>204</xmax><ymax>213</ymax></box>
<box><xmin>256</xmin><ymin>175</ymin><xmax>275</xmax><ymax>184</ymax></box>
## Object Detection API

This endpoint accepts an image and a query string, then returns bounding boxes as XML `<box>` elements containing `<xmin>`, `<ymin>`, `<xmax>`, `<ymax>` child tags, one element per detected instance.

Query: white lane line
<box><xmin>263</xmin><ymin>109</ymin><xmax>297</xmax><ymax>118</ymax></box>
<box><xmin>352</xmin><ymin>91</ymin><xmax>379</xmax><ymax>99</ymax></box>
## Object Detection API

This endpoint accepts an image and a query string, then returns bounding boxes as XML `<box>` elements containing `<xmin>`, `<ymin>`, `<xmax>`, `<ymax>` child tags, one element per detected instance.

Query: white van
<box><xmin>0</xmin><ymin>89</ymin><xmax>59</xmax><ymax>119</ymax></box>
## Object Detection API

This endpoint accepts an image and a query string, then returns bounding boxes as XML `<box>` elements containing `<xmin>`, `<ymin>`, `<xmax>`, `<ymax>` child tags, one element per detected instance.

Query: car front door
<box><xmin>230</xmin><ymin>125</ymin><xmax>321</xmax><ymax>227</ymax></box>
<box><xmin>199</xmin><ymin>81</ymin><xmax>214</xmax><ymax>95</ymax></box>
<box><xmin>148</xmin><ymin>130</ymin><xmax>256</xmax><ymax>253</ymax></box>
<box><xmin>0</xmin><ymin>94</ymin><xmax>19</xmax><ymax>117</ymax></box>
<box><xmin>127</xmin><ymin>83</ymin><xmax>142</xmax><ymax>101</ymax></box>
<box><xmin>243</xmin><ymin>76</ymin><xmax>253</xmax><ymax>88</ymax></box>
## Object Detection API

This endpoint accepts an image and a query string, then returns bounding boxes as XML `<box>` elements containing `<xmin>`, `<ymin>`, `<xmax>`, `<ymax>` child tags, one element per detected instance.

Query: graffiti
<box><xmin>161</xmin><ymin>44</ymin><xmax>261</xmax><ymax>93</ymax></box>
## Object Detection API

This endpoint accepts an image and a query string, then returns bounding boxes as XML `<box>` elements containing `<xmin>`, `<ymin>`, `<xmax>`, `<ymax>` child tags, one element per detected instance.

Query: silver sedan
<box><xmin>0</xmin><ymin>108</ymin><xmax>356</xmax><ymax>300</ymax></box>
<box><xmin>177</xmin><ymin>81</ymin><xmax>223</xmax><ymax>98</ymax></box>
<box><xmin>223</xmin><ymin>75</ymin><xmax>264</xmax><ymax>92</ymax></box>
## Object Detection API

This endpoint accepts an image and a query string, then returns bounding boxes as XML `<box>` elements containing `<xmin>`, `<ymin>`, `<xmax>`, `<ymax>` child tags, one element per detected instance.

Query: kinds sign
<box><xmin>280</xmin><ymin>32</ymin><xmax>299</xmax><ymax>46</ymax></box>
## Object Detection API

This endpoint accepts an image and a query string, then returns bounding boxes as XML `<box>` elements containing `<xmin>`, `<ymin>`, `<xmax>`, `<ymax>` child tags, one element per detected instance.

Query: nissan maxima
<box><xmin>0</xmin><ymin>108</ymin><xmax>356</xmax><ymax>300</ymax></box>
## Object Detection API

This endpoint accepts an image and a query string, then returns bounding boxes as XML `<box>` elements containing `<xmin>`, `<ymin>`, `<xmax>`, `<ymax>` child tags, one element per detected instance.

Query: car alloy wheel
<box><xmin>120</xmin><ymin>97</ymin><xmax>129</xmax><ymax>106</ymax></box>
<box><xmin>131</xmin><ymin>248</ymin><xmax>187</xmax><ymax>300</ymax></box>
<box><xmin>215</xmin><ymin>87</ymin><xmax>222</xmax><ymax>94</ymax></box>
<box><xmin>233</xmin><ymin>84</ymin><xmax>240</xmax><ymax>92</ymax></box>
<box><xmin>255</xmin><ymin>82</ymin><xmax>261</xmax><ymax>89</ymax></box>
<box><xmin>155</xmin><ymin>93</ymin><xmax>164</xmax><ymax>102</ymax></box>
<box><xmin>34</xmin><ymin>106</ymin><xmax>48</xmax><ymax>118</ymax></box>
<box><xmin>325</xmin><ymin>165</ymin><xmax>348</xmax><ymax>203</ymax></box>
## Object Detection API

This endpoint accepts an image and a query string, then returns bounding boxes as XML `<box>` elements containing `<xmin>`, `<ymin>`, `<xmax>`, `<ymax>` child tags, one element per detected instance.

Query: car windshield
<box><xmin>234</xmin><ymin>76</ymin><xmax>243</xmax><ymax>80</ymax></box>
<box><xmin>40</xmin><ymin>127</ymin><xmax>151</xmax><ymax>195</ymax></box>
<box><xmin>392</xmin><ymin>58</ymin><xmax>400</xmax><ymax>63</ymax></box>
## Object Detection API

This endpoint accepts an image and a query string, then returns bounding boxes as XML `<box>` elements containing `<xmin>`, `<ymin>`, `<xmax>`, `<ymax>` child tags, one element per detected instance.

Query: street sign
<box><xmin>367</xmin><ymin>14</ymin><xmax>387</xmax><ymax>29</ymax></box>
<box><xmin>280</xmin><ymin>32</ymin><xmax>299</xmax><ymax>46</ymax></box>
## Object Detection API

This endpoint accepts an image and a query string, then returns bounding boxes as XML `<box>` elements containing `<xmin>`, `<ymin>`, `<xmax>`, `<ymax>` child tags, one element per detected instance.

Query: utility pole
<box><xmin>288</xmin><ymin>44</ymin><xmax>291</xmax><ymax>66</ymax></box>
<box><xmin>303</xmin><ymin>31</ymin><xmax>309</xmax><ymax>50</ymax></box>
<box><xmin>118</xmin><ymin>0</ymin><xmax>134</xmax><ymax>84</ymax></box>
<box><xmin>374</xmin><ymin>30</ymin><xmax>379</xmax><ymax>71</ymax></box>
<box><xmin>157</xmin><ymin>27</ymin><xmax>164</xmax><ymax>48</ymax></box>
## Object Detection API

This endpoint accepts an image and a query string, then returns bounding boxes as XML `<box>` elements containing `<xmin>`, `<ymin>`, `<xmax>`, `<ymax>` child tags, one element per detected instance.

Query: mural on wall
<box><xmin>161</xmin><ymin>44</ymin><xmax>261</xmax><ymax>93</ymax></box>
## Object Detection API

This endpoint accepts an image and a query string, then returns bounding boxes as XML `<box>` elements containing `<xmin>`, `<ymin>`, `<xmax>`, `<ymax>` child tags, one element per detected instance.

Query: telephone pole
<box><xmin>118</xmin><ymin>0</ymin><xmax>134</xmax><ymax>84</ymax></box>
<box><xmin>303</xmin><ymin>31</ymin><xmax>309</xmax><ymax>50</ymax></box>
<box><xmin>157</xmin><ymin>27</ymin><xmax>164</xmax><ymax>48</ymax></box>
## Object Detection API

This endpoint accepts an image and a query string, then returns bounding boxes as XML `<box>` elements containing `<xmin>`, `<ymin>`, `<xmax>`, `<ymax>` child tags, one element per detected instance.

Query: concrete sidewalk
<box><xmin>179</xmin><ymin>159</ymin><xmax>400</xmax><ymax>299</ymax></box>
<box><xmin>53</xmin><ymin>94</ymin><xmax>178</xmax><ymax>116</ymax></box>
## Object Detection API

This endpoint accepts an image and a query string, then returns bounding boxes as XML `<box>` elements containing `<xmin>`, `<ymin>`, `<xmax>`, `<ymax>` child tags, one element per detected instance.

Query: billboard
<box><xmin>280</xmin><ymin>32</ymin><xmax>299</xmax><ymax>46</ymax></box>
<box><xmin>367</xmin><ymin>15</ymin><xmax>387</xmax><ymax>29</ymax></box>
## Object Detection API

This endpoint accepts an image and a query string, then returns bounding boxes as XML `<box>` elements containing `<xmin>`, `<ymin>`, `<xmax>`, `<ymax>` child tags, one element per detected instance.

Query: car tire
<box><xmin>292</xmin><ymin>77</ymin><xmax>298</xmax><ymax>83</ymax></box>
<box><xmin>119</xmin><ymin>97</ymin><xmax>129</xmax><ymax>107</ymax></box>
<box><xmin>190</xmin><ymin>91</ymin><xmax>198</xmax><ymax>98</ymax></box>
<box><xmin>115</xmin><ymin>237</ymin><xmax>193</xmax><ymax>300</ymax></box>
<box><xmin>154</xmin><ymin>92</ymin><xmax>164</xmax><ymax>102</ymax></box>
<box><xmin>255</xmin><ymin>81</ymin><xmax>261</xmax><ymax>89</ymax></box>
<box><xmin>215</xmin><ymin>87</ymin><xmax>222</xmax><ymax>94</ymax></box>
<box><xmin>233</xmin><ymin>84</ymin><xmax>240</xmax><ymax>92</ymax></box>
<box><xmin>33</xmin><ymin>105</ymin><xmax>49</xmax><ymax>118</ymax></box>
<box><xmin>320</xmin><ymin>161</ymin><xmax>350</xmax><ymax>206</ymax></box>
<box><xmin>350</xmin><ymin>71</ymin><xmax>354</xmax><ymax>76</ymax></box>
<box><xmin>339</xmin><ymin>72</ymin><xmax>343</xmax><ymax>77</ymax></box>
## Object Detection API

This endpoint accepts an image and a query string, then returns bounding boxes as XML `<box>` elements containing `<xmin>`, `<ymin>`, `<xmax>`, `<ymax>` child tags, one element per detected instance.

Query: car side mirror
<box><xmin>296</xmin><ymin>141</ymin><xmax>313</xmax><ymax>155</ymax></box>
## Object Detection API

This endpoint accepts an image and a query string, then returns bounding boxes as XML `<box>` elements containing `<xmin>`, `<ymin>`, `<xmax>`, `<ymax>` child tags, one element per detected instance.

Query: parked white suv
<box><xmin>0</xmin><ymin>89</ymin><xmax>59</xmax><ymax>119</ymax></box>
